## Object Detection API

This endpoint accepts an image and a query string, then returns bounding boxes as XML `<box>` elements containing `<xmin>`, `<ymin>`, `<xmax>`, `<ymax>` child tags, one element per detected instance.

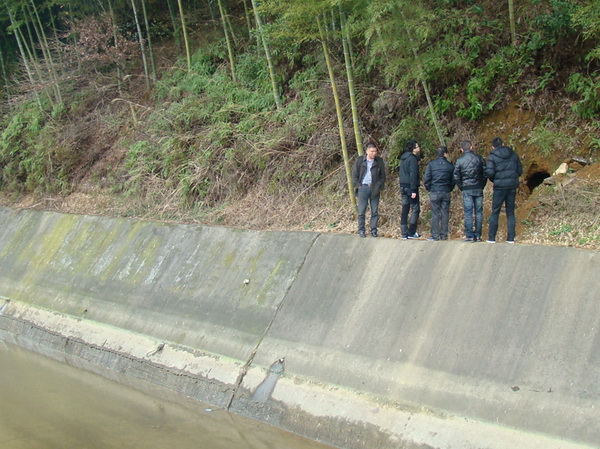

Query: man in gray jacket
<box><xmin>352</xmin><ymin>143</ymin><xmax>386</xmax><ymax>237</ymax></box>
<box><xmin>485</xmin><ymin>137</ymin><xmax>523</xmax><ymax>243</ymax></box>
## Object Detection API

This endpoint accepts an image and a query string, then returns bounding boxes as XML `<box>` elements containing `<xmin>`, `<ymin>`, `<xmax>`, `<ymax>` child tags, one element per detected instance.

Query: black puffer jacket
<box><xmin>351</xmin><ymin>155</ymin><xmax>386</xmax><ymax>196</ymax></box>
<box><xmin>424</xmin><ymin>156</ymin><xmax>455</xmax><ymax>193</ymax></box>
<box><xmin>399</xmin><ymin>151</ymin><xmax>420</xmax><ymax>193</ymax></box>
<box><xmin>453</xmin><ymin>150</ymin><xmax>486</xmax><ymax>191</ymax></box>
<box><xmin>485</xmin><ymin>146</ymin><xmax>523</xmax><ymax>189</ymax></box>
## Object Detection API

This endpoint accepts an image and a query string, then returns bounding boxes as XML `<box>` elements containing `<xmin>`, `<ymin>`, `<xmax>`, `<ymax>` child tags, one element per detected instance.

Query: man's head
<box><xmin>406</xmin><ymin>140</ymin><xmax>420</xmax><ymax>155</ymax></box>
<box><xmin>437</xmin><ymin>146</ymin><xmax>448</xmax><ymax>158</ymax></box>
<box><xmin>365</xmin><ymin>143</ymin><xmax>378</xmax><ymax>160</ymax></box>
<box><xmin>460</xmin><ymin>140</ymin><xmax>472</xmax><ymax>153</ymax></box>
<box><xmin>491</xmin><ymin>137</ymin><xmax>503</xmax><ymax>148</ymax></box>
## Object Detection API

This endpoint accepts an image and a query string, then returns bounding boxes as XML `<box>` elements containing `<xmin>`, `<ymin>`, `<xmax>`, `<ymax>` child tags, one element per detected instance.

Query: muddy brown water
<box><xmin>0</xmin><ymin>343</ymin><xmax>335</xmax><ymax>449</ymax></box>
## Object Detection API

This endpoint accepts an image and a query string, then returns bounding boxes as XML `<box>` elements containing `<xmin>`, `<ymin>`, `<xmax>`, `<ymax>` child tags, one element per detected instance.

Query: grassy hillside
<box><xmin>0</xmin><ymin>1</ymin><xmax>598</xmax><ymax>249</ymax></box>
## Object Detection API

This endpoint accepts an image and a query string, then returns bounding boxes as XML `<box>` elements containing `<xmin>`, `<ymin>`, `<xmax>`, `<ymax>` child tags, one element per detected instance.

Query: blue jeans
<box><xmin>357</xmin><ymin>185</ymin><xmax>380</xmax><ymax>233</ymax></box>
<box><xmin>400</xmin><ymin>187</ymin><xmax>420</xmax><ymax>237</ymax></box>
<box><xmin>488</xmin><ymin>188</ymin><xmax>517</xmax><ymax>241</ymax></box>
<box><xmin>462</xmin><ymin>189</ymin><xmax>483</xmax><ymax>239</ymax></box>
<box><xmin>430</xmin><ymin>191</ymin><xmax>450</xmax><ymax>240</ymax></box>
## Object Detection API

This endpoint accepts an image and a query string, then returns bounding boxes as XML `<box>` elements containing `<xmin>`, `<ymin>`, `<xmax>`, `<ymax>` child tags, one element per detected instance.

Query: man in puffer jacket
<box><xmin>424</xmin><ymin>146</ymin><xmax>455</xmax><ymax>241</ymax></box>
<box><xmin>453</xmin><ymin>140</ymin><xmax>487</xmax><ymax>242</ymax></box>
<box><xmin>485</xmin><ymin>137</ymin><xmax>523</xmax><ymax>243</ymax></box>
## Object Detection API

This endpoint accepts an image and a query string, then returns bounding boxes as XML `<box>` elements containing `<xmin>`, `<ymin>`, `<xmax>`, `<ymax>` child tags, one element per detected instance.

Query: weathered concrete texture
<box><xmin>0</xmin><ymin>206</ymin><xmax>598</xmax><ymax>449</ymax></box>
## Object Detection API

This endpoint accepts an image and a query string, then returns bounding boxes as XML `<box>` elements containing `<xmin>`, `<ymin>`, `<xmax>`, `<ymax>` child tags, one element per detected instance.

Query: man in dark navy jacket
<box><xmin>485</xmin><ymin>137</ymin><xmax>523</xmax><ymax>243</ymax></box>
<box><xmin>424</xmin><ymin>146</ymin><xmax>455</xmax><ymax>241</ymax></box>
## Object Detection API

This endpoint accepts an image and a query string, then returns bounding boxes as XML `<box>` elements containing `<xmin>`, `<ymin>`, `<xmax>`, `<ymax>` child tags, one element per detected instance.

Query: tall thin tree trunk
<box><xmin>508</xmin><ymin>0</ymin><xmax>517</xmax><ymax>46</ymax></box>
<box><xmin>217</xmin><ymin>0</ymin><xmax>237</xmax><ymax>82</ymax></box>
<box><xmin>399</xmin><ymin>10</ymin><xmax>445</xmax><ymax>146</ymax></box>
<box><xmin>7</xmin><ymin>8</ymin><xmax>43</xmax><ymax>110</ymax></box>
<box><xmin>167</xmin><ymin>0</ymin><xmax>182</xmax><ymax>52</ymax></box>
<box><xmin>0</xmin><ymin>45</ymin><xmax>11</xmax><ymax>107</ymax></box>
<box><xmin>130</xmin><ymin>0</ymin><xmax>150</xmax><ymax>88</ymax></box>
<box><xmin>339</xmin><ymin>5</ymin><xmax>362</xmax><ymax>156</ymax></box>
<box><xmin>317</xmin><ymin>16</ymin><xmax>356</xmax><ymax>214</ymax></box>
<box><xmin>250</xmin><ymin>0</ymin><xmax>282</xmax><ymax>110</ymax></box>
<box><xmin>107</xmin><ymin>0</ymin><xmax>124</xmax><ymax>93</ymax></box>
<box><xmin>28</xmin><ymin>0</ymin><xmax>62</xmax><ymax>104</ymax></box>
<box><xmin>16</xmin><ymin>24</ymin><xmax>50</xmax><ymax>104</ymax></box>
<box><xmin>140</xmin><ymin>0</ymin><xmax>157</xmax><ymax>82</ymax></box>
<box><xmin>242</xmin><ymin>0</ymin><xmax>253</xmax><ymax>39</ymax></box>
<box><xmin>177</xmin><ymin>0</ymin><xmax>192</xmax><ymax>71</ymax></box>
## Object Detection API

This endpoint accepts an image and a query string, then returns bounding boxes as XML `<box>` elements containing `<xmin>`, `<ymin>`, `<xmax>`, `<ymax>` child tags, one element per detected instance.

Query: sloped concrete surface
<box><xmin>0</xmin><ymin>206</ymin><xmax>598</xmax><ymax>449</ymax></box>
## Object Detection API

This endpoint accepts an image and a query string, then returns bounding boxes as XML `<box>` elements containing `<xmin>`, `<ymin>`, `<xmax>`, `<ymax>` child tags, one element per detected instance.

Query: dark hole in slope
<box><xmin>526</xmin><ymin>171</ymin><xmax>551</xmax><ymax>192</ymax></box>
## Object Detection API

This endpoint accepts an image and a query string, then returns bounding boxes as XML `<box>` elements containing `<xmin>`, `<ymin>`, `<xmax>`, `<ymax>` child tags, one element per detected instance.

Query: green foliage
<box><xmin>0</xmin><ymin>102</ymin><xmax>71</xmax><ymax>193</ymax></box>
<box><xmin>122</xmin><ymin>46</ymin><xmax>328</xmax><ymax>207</ymax></box>
<box><xmin>527</xmin><ymin>123</ymin><xmax>573</xmax><ymax>157</ymax></box>
<box><xmin>533</xmin><ymin>0</ymin><xmax>578</xmax><ymax>44</ymax></box>
<box><xmin>567</xmin><ymin>73</ymin><xmax>600</xmax><ymax>119</ymax></box>
<box><xmin>386</xmin><ymin>112</ymin><xmax>438</xmax><ymax>171</ymax></box>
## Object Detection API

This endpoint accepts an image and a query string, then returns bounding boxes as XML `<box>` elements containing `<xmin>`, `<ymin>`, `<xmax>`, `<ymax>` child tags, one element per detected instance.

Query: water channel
<box><xmin>0</xmin><ymin>343</ymin><xmax>335</xmax><ymax>449</ymax></box>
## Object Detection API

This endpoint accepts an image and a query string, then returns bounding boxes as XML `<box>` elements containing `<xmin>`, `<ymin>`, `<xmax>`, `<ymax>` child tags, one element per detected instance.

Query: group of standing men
<box><xmin>351</xmin><ymin>137</ymin><xmax>523</xmax><ymax>243</ymax></box>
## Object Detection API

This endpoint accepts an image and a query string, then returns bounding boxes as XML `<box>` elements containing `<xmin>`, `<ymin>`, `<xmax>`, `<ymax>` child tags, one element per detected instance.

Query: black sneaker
<box><xmin>407</xmin><ymin>232</ymin><xmax>422</xmax><ymax>239</ymax></box>
<box><xmin>472</xmin><ymin>237</ymin><xmax>481</xmax><ymax>242</ymax></box>
<box><xmin>426</xmin><ymin>237</ymin><xmax>438</xmax><ymax>241</ymax></box>
<box><xmin>359</xmin><ymin>231</ymin><xmax>366</xmax><ymax>238</ymax></box>
<box><xmin>462</xmin><ymin>237</ymin><xmax>474</xmax><ymax>242</ymax></box>
<box><xmin>371</xmin><ymin>231</ymin><xmax>378</xmax><ymax>238</ymax></box>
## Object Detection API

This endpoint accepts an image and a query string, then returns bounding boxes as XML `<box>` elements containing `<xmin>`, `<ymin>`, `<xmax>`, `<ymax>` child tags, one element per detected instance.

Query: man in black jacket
<box><xmin>453</xmin><ymin>140</ymin><xmax>487</xmax><ymax>242</ymax></box>
<box><xmin>424</xmin><ymin>146</ymin><xmax>455</xmax><ymax>241</ymax></box>
<box><xmin>351</xmin><ymin>143</ymin><xmax>386</xmax><ymax>237</ymax></box>
<box><xmin>399</xmin><ymin>140</ymin><xmax>422</xmax><ymax>239</ymax></box>
<box><xmin>485</xmin><ymin>137</ymin><xmax>523</xmax><ymax>243</ymax></box>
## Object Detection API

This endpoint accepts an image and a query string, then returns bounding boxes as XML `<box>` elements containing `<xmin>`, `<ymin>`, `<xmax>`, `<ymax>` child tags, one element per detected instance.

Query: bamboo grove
<box><xmin>0</xmin><ymin>0</ymin><xmax>598</xmax><ymax>208</ymax></box>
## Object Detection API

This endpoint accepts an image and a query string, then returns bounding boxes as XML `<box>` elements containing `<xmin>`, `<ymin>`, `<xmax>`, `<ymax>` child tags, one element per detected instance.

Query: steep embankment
<box><xmin>0</xmin><ymin>206</ymin><xmax>598</xmax><ymax>449</ymax></box>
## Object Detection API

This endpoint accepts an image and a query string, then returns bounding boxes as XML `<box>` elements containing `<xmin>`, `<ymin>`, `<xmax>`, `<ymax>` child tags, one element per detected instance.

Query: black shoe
<box><xmin>359</xmin><ymin>231</ymin><xmax>366</xmax><ymax>238</ymax></box>
<box><xmin>462</xmin><ymin>237</ymin><xmax>474</xmax><ymax>242</ymax></box>
<box><xmin>472</xmin><ymin>237</ymin><xmax>481</xmax><ymax>242</ymax></box>
<box><xmin>407</xmin><ymin>232</ymin><xmax>422</xmax><ymax>239</ymax></box>
<box><xmin>426</xmin><ymin>237</ymin><xmax>438</xmax><ymax>241</ymax></box>
<box><xmin>371</xmin><ymin>231</ymin><xmax>378</xmax><ymax>238</ymax></box>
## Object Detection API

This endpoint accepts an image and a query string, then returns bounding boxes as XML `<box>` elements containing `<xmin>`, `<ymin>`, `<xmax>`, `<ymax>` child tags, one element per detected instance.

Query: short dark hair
<box><xmin>406</xmin><ymin>140</ymin><xmax>418</xmax><ymax>152</ymax></box>
<box><xmin>366</xmin><ymin>143</ymin><xmax>377</xmax><ymax>151</ymax></box>
<box><xmin>460</xmin><ymin>140</ymin><xmax>471</xmax><ymax>152</ymax></box>
<box><xmin>492</xmin><ymin>137</ymin><xmax>503</xmax><ymax>148</ymax></box>
<box><xmin>437</xmin><ymin>146</ymin><xmax>448</xmax><ymax>158</ymax></box>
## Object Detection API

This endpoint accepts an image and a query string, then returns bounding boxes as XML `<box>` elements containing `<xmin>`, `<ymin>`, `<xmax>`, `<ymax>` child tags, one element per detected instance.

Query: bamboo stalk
<box><xmin>217</xmin><ymin>0</ymin><xmax>237</xmax><ymax>82</ymax></box>
<box><xmin>317</xmin><ymin>16</ymin><xmax>357</xmax><ymax>214</ymax></box>
<box><xmin>339</xmin><ymin>5</ymin><xmax>363</xmax><ymax>156</ymax></box>
<box><xmin>177</xmin><ymin>0</ymin><xmax>192</xmax><ymax>71</ymax></box>
<box><xmin>250</xmin><ymin>0</ymin><xmax>282</xmax><ymax>110</ymax></box>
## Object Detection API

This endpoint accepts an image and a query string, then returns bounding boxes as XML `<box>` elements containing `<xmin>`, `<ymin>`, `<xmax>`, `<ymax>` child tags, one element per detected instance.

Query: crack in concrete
<box><xmin>225</xmin><ymin>232</ymin><xmax>321</xmax><ymax>410</ymax></box>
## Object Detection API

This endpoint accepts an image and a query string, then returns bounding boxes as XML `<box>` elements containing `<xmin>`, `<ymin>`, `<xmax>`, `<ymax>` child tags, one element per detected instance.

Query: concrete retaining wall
<box><xmin>0</xmin><ymin>206</ymin><xmax>598</xmax><ymax>449</ymax></box>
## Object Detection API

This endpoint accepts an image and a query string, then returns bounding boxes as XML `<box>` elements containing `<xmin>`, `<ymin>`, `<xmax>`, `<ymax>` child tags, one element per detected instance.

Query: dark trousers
<box><xmin>462</xmin><ymin>189</ymin><xmax>484</xmax><ymax>239</ymax></box>
<box><xmin>357</xmin><ymin>185</ymin><xmax>380</xmax><ymax>233</ymax></box>
<box><xmin>400</xmin><ymin>187</ymin><xmax>420</xmax><ymax>237</ymax></box>
<box><xmin>429</xmin><ymin>191</ymin><xmax>450</xmax><ymax>240</ymax></box>
<box><xmin>488</xmin><ymin>188</ymin><xmax>517</xmax><ymax>241</ymax></box>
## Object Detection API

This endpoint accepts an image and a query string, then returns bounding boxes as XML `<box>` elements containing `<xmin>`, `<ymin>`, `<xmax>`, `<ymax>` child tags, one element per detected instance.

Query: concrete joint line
<box><xmin>226</xmin><ymin>233</ymin><xmax>321</xmax><ymax>410</ymax></box>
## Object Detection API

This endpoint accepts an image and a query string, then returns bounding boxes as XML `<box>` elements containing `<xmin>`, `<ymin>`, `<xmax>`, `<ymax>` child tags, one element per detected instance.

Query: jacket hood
<box><xmin>493</xmin><ymin>146</ymin><xmax>514</xmax><ymax>159</ymax></box>
<box><xmin>401</xmin><ymin>151</ymin><xmax>418</xmax><ymax>161</ymax></box>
